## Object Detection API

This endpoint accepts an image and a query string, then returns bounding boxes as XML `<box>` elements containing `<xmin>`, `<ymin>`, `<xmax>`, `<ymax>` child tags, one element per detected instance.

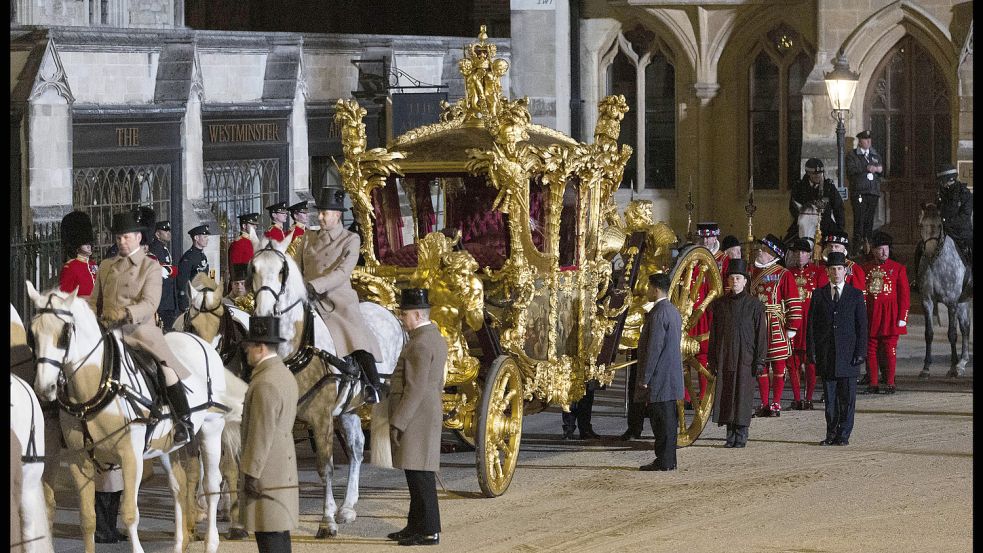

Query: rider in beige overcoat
<box><xmin>294</xmin><ymin>187</ymin><xmax>383</xmax><ymax>403</ymax></box>
<box><xmin>88</xmin><ymin>211</ymin><xmax>194</xmax><ymax>444</ymax></box>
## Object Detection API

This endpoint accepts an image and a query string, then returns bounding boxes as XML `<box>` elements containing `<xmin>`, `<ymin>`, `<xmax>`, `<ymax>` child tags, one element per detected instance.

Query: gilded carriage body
<box><xmin>335</xmin><ymin>27</ymin><xmax>720</xmax><ymax>496</ymax></box>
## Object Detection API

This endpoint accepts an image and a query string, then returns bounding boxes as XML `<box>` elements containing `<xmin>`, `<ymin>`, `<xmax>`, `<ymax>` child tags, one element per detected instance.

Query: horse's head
<box><xmin>249</xmin><ymin>230</ymin><xmax>304</xmax><ymax>317</ymax></box>
<box><xmin>795</xmin><ymin>199</ymin><xmax>826</xmax><ymax>243</ymax></box>
<box><xmin>186</xmin><ymin>272</ymin><xmax>225</xmax><ymax>341</ymax></box>
<box><xmin>918</xmin><ymin>202</ymin><xmax>944</xmax><ymax>257</ymax></box>
<box><xmin>25</xmin><ymin>281</ymin><xmax>98</xmax><ymax>401</ymax></box>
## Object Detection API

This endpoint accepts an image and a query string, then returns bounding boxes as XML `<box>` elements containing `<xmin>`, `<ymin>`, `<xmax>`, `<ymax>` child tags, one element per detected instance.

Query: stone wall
<box><xmin>199</xmin><ymin>52</ymin><xmax>268</xmax><ymax>103</ymax></box>
<box><xmin>60</xmin><ymin>51</ymin><xmax>159</xmax><ymax>104</ymax></box>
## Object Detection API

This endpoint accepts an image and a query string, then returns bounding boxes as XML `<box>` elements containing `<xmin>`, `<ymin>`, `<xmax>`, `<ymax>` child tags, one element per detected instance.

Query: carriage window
<box><xmin>444</xmin><ymin>175</ymin><xmax>508</xmax><ymax>270</ymax></box>
<box><xmin>558</xmin><ymin>181</ymin><xmax>579</xmax><ymax>268</ymax></box>
<box><xmin>528</xmin><ymin>179</ymin><xmax>547</xmax><ymax>254</ymax></box>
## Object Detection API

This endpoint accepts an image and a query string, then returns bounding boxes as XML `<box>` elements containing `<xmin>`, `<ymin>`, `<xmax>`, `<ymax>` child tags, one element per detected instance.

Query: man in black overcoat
<box><xmin>709</xmin><ymin>259</ymin><xmax>768</xmax><ymax>448</ymax></box>
<box><xmin>807</xmin><ymin>251</ymin><xmax>868</xmax><ymax>446</ymax></box>
<box><xmin>635</xmin><ymin>273</ymin><xmax>684</xmax><ymax>471</ymax></box>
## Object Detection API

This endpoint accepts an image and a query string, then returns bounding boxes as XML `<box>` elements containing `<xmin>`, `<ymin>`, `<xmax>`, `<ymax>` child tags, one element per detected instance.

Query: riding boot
<box><xmin>94</xmin><ymin>491</ymin><xmax>118</xmax><ymax>544</ymax></box>
<box><xmin>107</xmin><ymin>490</ymin><xmax>127</xmax><ymax>541</ymax></box>
<box><xmin>166</xmin><ymin>382</ymin><xmax>194</xmax><ymax>445</ymax></box>
<box><xmin>352</xmin><ymin>350</ymin><xmax>381</xmax><ymax>405</ymax></box>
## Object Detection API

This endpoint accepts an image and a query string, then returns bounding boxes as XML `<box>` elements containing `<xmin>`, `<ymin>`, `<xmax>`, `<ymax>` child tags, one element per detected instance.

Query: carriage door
<box><xmin>865</xmin><ymin>36</ymin><xmax>952</xmax><ymax>265</ymax></box>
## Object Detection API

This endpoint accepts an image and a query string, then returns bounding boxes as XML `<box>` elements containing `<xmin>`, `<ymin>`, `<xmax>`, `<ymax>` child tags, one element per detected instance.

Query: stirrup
<box><xmin>172</xmin><ymin>419</ymin><xmax>191</xmax><ymax>445</ymax></box>
<box><xmin>363</xmin><ymin>385</ymin><xmax>380</xmax><ymax>405</ymax></box>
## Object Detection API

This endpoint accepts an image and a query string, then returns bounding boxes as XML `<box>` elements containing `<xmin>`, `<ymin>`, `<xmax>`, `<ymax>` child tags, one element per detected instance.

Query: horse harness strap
<box><xmin>287</xmin><ymin>306</ymin><xmax>360</xmax><ymax>410</ymax></box>
<box><xmin>12</xmin><ymin>377</ymin><xmax>44</xmax><ymax>464</ymax></box>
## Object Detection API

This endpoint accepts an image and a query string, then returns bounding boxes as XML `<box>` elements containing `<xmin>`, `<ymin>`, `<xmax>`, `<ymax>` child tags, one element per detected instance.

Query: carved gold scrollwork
<box><xmin>334</xmin><ymin>98</ymin><xmax>406</xmax><ymax>266</ymax></box>
<box><xmin>351</xmin><ymin>266</ymin><xmax>399</xmax><ymax>311</ymax></box>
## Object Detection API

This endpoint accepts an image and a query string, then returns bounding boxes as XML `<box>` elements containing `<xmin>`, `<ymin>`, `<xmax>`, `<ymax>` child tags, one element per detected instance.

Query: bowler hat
<box><xmin>721</xmin><ymin>235</ymin><xmax>741</xmax><ymax>251</ymax></box>
<box><xmin>110</xmin><ymin>211</ymin><xmax>146</xmax><ymax>235</ymax></box>
<box><xmin>315</xmin><ymin>187</ymin><xmax>348</xmax><ymax>212</ymax></box>
<box><xmin>871</xmin><ymin>231</ymin><xmax>892</xmax><ymax>248</ymax></box>
<box><xmin>399</xmin><ymin>287</ymin><xmax>430</xmax><ymax>310</ymax></box>
<box><xmin>61</xmin><ymin>211</ymin><xmax>95</xmax><ymax>247</ymax></box>
<box><xmin>856</xmin><ymin>130</ymin><xmax>872</xmax><ymax>140</ymax></box>
<box><xmin>825</xmin><ymin>251</ymin><xmax>848</xmax><ymax>267</ymax></box>
<box><xmin>696</xmin><ymin>222</ymin><xmax>720</xmax><ymax>237</ymax></box>
<box><xmin>725</xmin><ymin>258</ymin><xmax>750</xmax><ymax>279</ymax></box>
<box><xmin>238</xmin><ymin>212</ymin><xmax>260</xmax><ymax>226</ymax></box>
<box><xmin>759</xmin><ymin>233</ymin><xmax>786</xmax><ymax>259</ymax></box>
<box><xmin>155</xmin><ymin>220</ymin><xmax>171</xmax><ymax>231</ymax></box>
<box><xmin>187</xmin><ymin>224</ymin><xmax>210</xmax><ymax>238</ymax></box>
<box><xmin>243</xmin><ymin>316</ymin><xmax>286</xmax><ymax>344</ymax></box>
<box><xmin>266</xmin><ymin>201</ymin><xmax>288</xmax><ymax>214</ymax></box>
<box><xmin>230</xmin><ymin>263</ymin><xmax>249</xmax><ymax>282</ymax></box>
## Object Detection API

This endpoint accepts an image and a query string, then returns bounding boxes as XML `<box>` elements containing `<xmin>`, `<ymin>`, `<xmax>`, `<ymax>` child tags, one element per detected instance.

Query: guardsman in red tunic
<box><xmin>785</xmin><ymin>238</ymin><xmax>829</xmax><ymax>410</ymax></box>
<box><xmin>749</xmin><ymin>234</ymin><xmax>804</xmax><ymax>417</ymax></box>
<box><xmin>823</xmin><ymin>231</ymin><xmax>866</xmax><ymax>291</ymax></box>
<box><xmin>686</xmin><ymin>222</ymin><xmax>724</xmax><ymax>403</ymax></box>
<box><xmin>230</xmin><ymin>212</ymin><xmax>260</xmax><ymax>265</ymax></box>
<box><xmin>59</xmin><ymin>211</ymin><xmax>99</xmax><ymax>296</ymax></box>
<box><xmin>264</xmin><ymin>201</ymin><xmax>289</xmax><ymax>242</ymax></box>
<box><xmin>287</xmin><ymin>200</ymin><xmax>311</xmax><ymax>243</ymax></box>
<box><xmin>860</xmin><ymin>231</ymin><xmax>909</xmax><ymax>394</ymax></box>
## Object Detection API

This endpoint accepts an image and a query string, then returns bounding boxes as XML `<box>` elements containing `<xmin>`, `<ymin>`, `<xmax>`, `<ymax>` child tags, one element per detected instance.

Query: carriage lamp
<box><xmin>824</xmin><ymin>52</ymin><xmax>859</xmax><ymax>195</ymax></box>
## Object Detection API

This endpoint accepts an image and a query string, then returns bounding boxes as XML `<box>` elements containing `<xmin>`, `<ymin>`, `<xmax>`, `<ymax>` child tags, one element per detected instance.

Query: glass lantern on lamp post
<box><xmin>824</xmin><ymin>51</ymin><xmax>860</xmax><ymax>198</ymax></box>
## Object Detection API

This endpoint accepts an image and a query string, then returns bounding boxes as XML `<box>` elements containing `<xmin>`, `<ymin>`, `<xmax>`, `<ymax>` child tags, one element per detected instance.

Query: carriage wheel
<box><xmin>476</xmin><ymin>355</ymin><xmax>524</xmax><ymax>497</ymax></box>
<box><xmin>452</xmin><ymin>429</ymin><xmax>477</xmax><ymax>450</ymax></box>
<box><xmin>668</xmin><ymin>244</ymin><xmax>723</xmax><ymax>447</ymax></box>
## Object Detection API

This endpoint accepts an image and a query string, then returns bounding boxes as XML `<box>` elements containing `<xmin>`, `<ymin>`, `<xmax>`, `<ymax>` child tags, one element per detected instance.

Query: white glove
<box><xmin>161</xmin><ymin>266</ymin><xmax>169</xmax><ymax>279</ymax></box>
<box><xmin>898</xmin><ymin>320</ymin><xmax>906</xmax><ymax>327</ymax></box>
<box><xmin>787</xmin><ymin>330</ymin><xmax>797</xmax><ymax>339</ymax></box>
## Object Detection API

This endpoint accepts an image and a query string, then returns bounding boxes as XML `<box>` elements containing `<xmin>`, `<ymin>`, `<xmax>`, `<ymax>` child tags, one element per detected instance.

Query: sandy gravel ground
<box><xmin>45</xmin><ymin>313</ymin><xmax>972</xmax><ymax>552</ymax></box>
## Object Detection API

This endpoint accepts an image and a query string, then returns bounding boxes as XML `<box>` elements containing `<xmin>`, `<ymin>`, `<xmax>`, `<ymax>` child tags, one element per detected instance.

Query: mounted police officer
<box><xmin>89</xmin><ymin>211</ymin><xmax>194</xmax><ymax>444</ymax></box>
<box><xmin>177</xmin><ymin>224</ymin><xmax>212</xmax><ymax>312</ymax></box>
<box><xmin>294</xmin><ymin>187</ymin><xmax>383</xmax><ymax>404</ymax></box>
<box><xmin>788</xmin><ymin>158</ymin><xmax>845</xmax><ymax>240</ymax></box>
<box><xmin>150</xmin><ymin>220</ymin><xmax>179</xmax><ymax>329</ymax></box>
<box><xmin>934</xmin><ymin>162</ymin><xmax>972</xmax><ymax>264</ymax></box>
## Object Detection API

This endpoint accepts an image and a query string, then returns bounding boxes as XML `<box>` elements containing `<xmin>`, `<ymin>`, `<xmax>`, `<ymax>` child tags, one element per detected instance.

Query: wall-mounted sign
<box><xmin>206</xmin><ymin>121</ymin><xmax>283</xmax><ymax>144</ymax></box>
<box><xmin>391</xmin><ymin>92</ymin><xmax>448</xmax><ymax>139</ymax></box>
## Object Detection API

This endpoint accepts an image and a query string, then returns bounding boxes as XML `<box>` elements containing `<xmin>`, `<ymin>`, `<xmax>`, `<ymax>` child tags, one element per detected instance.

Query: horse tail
<box><xmin>369</xmin><ymin>394</ymin><xmax>393</xmax><ymax>469</ymax></box>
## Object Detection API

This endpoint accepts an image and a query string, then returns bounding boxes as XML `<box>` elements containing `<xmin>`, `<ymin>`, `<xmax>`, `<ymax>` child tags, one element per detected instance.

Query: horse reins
<box><xmin>12</xmin><ymin>376</ymin><xmax>44</xmax><ymax>464</ymax></box>
<box><xmin>251</xmin><ymin>244</ymin><xmax>305</xmax><ymax>317</ymax></box>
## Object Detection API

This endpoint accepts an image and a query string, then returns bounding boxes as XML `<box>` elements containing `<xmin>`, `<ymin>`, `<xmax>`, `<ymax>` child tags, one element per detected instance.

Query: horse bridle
<box><xmin>183</xmin><ymin>286</ymin><xmax>225</xmax><ymax>331</ymax></box>
<box><xmin>32</xmin><ymin>300</ymin><xmax>105</xmax><ymax>392</ymax></box>
<box><xmin>250</xmin><ymin>243</ymin><xmax>304</xmax><ymax>316</ymax></box>
<box><xmin>920</xmin><ymin>223</ymin><xmax>945</xmax><ymax>263</ymax></box>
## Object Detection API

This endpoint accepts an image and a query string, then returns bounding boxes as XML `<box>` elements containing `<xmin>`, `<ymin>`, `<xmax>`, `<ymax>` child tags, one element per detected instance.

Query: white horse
<box><xmin>172</xmin><ymin>279</ymin><xmax>250</xmax><ymax>539</ymax></box>
<box><xmin>27</xmin><ymin>283</ymin><xmax>242</xmax><ymax>553</ymax></box>
<box><xmin>249</xmin><ymin>234</ymin><xmax>405</xmax><ymax>538</ymax></box>
<box><xmin>10</xmin><ymin>303</ymin><xmax>55</xmax><ymax>553</ymax></box>
<box><xmin>916</xmin><ymin>203</ymin><xmax>972</xmax><ymax>378</ymax></box>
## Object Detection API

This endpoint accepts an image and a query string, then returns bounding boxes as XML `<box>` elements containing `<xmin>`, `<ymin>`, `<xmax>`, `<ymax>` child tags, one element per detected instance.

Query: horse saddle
<box><xmin>113</xmin><ymin>338</ymin><xmax>166</xmax><ymax>412</ymax></box>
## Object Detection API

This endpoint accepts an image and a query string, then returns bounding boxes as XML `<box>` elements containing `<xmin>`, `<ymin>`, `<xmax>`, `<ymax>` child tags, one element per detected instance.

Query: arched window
<box><xmin>747</xmin><ymin>25</ymin><xmax>814</xmax><ymax>190</ymax></box>
<box><xmin>645</xmin><ymin>52</ymin><xmax>675</xmax><ymax>189</ymax></box>
<box><xmin>607</xmin><ymin>51</ymin><xmax>637</xmax><ymax>189</ymax></box>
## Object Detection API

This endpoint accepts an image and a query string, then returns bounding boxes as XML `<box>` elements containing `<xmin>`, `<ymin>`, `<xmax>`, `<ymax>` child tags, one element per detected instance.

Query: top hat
<box><xmin>399</xmin><ymin>287</ymin><xmax>430</xmax><ymax>310</ymax></box>
<box><xmin>721</xmin><ymin>235</ymin><xmax>741</xmax><ymax>251</ymax></box>
<box><xmin>315</xmin><ymin>187</ymin><xmax>348</xmax><ymax>212</ymax></box>
<box><xmin>825</xmin><ymin>251</ymin><xmax>848</xmax><ymax>267</ymax></box>
<box><xmin>824</xmin><ymin>230</ymin><xmax>850</xmax><ymax>246</ymax></box>
<box><xmin>110</xmin><ymin>211</ymin><xmax>146</xmax><ymax>235</ymax></box>
<box><xmin>725</xmin><ymin>258</ymin><xmax>750</xmax><ymax>279</ymax></box>
<box><xmin>936</xmin><ymin>163</ymin><xmax>958</xmax><ymax>179</ymax></box>
<box><xmin>266</xmin><ymin>201</ymin><xmax>288</xmax><ymax>214</ymax></box>
<box><xmin>155</xmin><ymin>220</ymin><xmax>171</xmax><ymax>231</ymax></box>
<box><xmin>187</xmin><ymin>224</ymin><xmax>211</xmax><ymax>237</ymax></box>
<box><xmin>696</xmin><ymin>222</ymin><xmax>720</xmax><ymax>238</ymax></box>
<box><xmin>804</xmin><ymin>158</ymin><xmax>825</xmax><ymax>173</ymax></box>
<box><xmin>229</xmin><ymin>263</ymin><xmax>249</xmax><ymax>282</ymax></box>
<box><xmin>856</xmin><ymin>130</ymin><xmax>872</xmax><ymax>140</ymax></box>
<box><xmin>759</xmin><ymin>233</ymin><xmax>785</xmax><ymax>259</ymax></box>
<box><xmin>61</xmin><ymin>211</ymin><xmax>95</xmax><ymax>247</ymax></box>
<box><xmin>238</xmin><ymin>213</ymin><xmax>260</xmax><ymax>226</ymax></box>
<box><xmin>243</xmin><ymin>316</ymin><xmax>286</xmax><ymax>344</ymax></box>
<box><xmin>790</xmin><ymin>238</ymin><xmax>813</xmax><ymax>252</ymax></box>
<box><xmin>289</xmin><ymin>200</ymin><xmax>311</xmax><ymax>214</ymax></box>
<box><xmin>871</xmin><ymin>230</ymin><xmax>893</xmax><ymax>248</ymax></box>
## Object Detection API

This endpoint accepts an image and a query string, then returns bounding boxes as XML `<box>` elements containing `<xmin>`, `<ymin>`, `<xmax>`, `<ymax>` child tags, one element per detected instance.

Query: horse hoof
<box><xmin>225</xmin><ymin>527</ymin><xmax>248</xmax><ymax>540</ymax></box>
<box><xmin>337</xmin><ymin>508</ymin><xmax>357</xmax><ymax>524</ymax></box>
<box><xmin>918</xmin><ymin>369</ymin><xmax>930</xmax><ymax>379</ymax></box>
<box><xmin>315</xmin><ymin>527</ymin><xmax>338</xmax><ymax>539</ymax></box>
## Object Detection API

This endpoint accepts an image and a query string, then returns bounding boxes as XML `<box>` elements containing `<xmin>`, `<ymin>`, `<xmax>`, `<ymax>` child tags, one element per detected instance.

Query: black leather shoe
<box><xmin>834</xmin><ymin>438</ymin><xmax>849</xmax><ymax>446</ymax></box>
<box><xmin>885</xmin><ymin>385</ymin><xmax>896</xmax><ymax>394</ymax></box>
<box><xmin>618</xmin><ymin>430</ymin><xmax>640</xmax><ymax>441</ymax></box>
<box><xmin>398</xmin><ymin>533</ymin><xmax>440</xmax><ymax>546</ymax></box>
<box><xmin>819</xmin><ymin>438</ymin><xmax>836</xmax><ymax>446</ymax></box>
<box><xmin>732</xmin><ymin>442</ymin><xmax>746</xmax><ymax>448</ymax></box>
<box><xmin>580</xmin><ymin>428</ymin><xmax>602</xmax><ymax>440</ymax></box>
<box><xmin>864</xmin><ymin>386</ymin><xmax>880</xmax><ymax>395</ymax></box>
<box><xmin>640</xmin><ymin>461</ymin><xmax>673</xmax><ymax>471</ymax></box>
<box><xmin>561</xmin><ymin>429</ymin><xmax>576</xmax><ymax>440</ymax></box>
<box><xmin>803</xmin><ymin>401</ymin><xmax>814</xmax><ymax>410</ymax></box>
<box><xmin>387</xmin><ymin>528</ymin><xmax>413</xmax><ymax>541</ymax></box>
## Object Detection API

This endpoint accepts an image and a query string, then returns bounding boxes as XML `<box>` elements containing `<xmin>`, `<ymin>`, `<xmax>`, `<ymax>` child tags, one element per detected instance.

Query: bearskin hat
<box><xmin>61</xmin><ymin>211</ymin><xmax>95</xmax><ymax>248</ymax></box>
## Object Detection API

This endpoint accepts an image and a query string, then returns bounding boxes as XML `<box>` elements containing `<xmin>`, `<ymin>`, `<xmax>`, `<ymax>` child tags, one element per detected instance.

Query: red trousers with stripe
<box><xmin>757</xmin><ymin>359</ymin><xmax>786</xmax><ymax>407</ymax></box>
<box><xmin>867</xmin><ymin>335</ymin><xmax>899</xmax><ymax>387</ymax></box>
<box><xmin>788</xmin><ymin>352</ymin><xmax>817</xmax><ymax>402</ymax></box>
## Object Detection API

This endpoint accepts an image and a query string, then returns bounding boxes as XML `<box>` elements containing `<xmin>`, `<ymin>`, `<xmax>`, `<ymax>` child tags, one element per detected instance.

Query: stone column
<box><xmin>288</xmin><ymin>72</ymin><xmax>310</xmax><ymax>200</ymax></box>
<box><xmin>27</xmin><ymin>40</ymin><xmax>75</xmax><ymax>225</ymax></box>
<box><xmin>510</xmin><ymin>0</ymin><xmax>569</xmax><ymax>133</ymax></box>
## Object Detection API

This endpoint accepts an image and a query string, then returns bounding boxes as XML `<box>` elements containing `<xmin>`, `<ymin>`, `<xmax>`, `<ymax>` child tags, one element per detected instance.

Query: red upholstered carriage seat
<box><xmin>380</xmin><ymin>238</ymin><xmax>506</xmax><ymax>270</ymax></box>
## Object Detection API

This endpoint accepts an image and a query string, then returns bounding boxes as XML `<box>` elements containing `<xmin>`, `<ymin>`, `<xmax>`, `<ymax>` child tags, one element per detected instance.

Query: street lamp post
<box><xmin>824</xmin><ymin>51</ymin><xmax>860</xmax><ymax>195</ymax></box>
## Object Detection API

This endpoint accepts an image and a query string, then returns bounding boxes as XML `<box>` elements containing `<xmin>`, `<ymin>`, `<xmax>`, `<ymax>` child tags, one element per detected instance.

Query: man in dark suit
<box><xmin>845</xmin><ymin>129</ymin><xmax>884</xmax><ymax>255</ymax></box>
<box><xmin>636</xmin><ymin>273</ymin><xmax>684</xmax><ymax>471</ymax></box>
<box><xmin>807</xmin><ymin>251</ymin><xmax>868</xmax><ymax>446</ymax></box>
